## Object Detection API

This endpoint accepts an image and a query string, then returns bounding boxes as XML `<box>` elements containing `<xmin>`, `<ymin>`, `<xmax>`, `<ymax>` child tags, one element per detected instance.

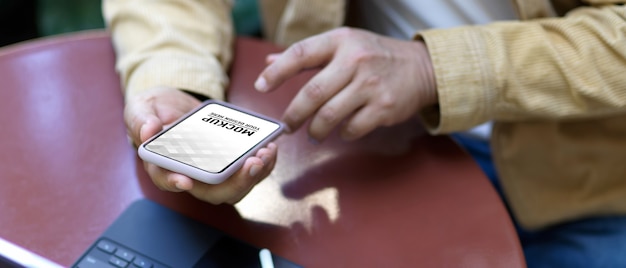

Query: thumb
<box><xmin>139</xmin><ymin>116</ymin><xmax>162</xmax><ymax>143</ymax></box>
<box><xmin>124</xmin><ymin>102</ymin><xmax>163</xmax><ymax>145</ymax></box>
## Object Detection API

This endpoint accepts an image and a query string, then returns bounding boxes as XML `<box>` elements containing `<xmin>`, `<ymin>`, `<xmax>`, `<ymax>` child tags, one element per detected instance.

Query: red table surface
<box><xmin>0</xmin><ymin>31</ymin><xmax>525</xmax><ymax>268</ymax></box>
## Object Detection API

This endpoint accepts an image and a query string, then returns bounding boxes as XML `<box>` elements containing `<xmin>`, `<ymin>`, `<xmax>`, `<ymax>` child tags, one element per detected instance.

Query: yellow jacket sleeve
<box><xmin>419</xmin><ymin>4</ymin><xmax>626</xmax><ymax>134</ymax></box>
<box><xmin>102</xmin><ymin>0</ymin><xmax>234</xmax><ymax>101</ymax></box>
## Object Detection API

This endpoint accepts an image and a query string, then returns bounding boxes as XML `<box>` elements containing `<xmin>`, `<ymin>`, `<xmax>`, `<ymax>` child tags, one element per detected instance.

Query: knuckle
<box><xmin>151</xmin><ymin>178</ymin><xmax>170</xmax><ymax>192</ymax></box>
<box><xmin>152</xmin><ymin>180</ymin><xmax>168</xmax><ymax>191</ymax></box>
<box><xmin>230</xmin><ymin>176</ymin><xmax>254</xmax><ymax>196</ymax></box>
<box><xmin>351</xmin><ymin>49</ymin><xmax>375</xmax><ymax>65</ymax></box>
<box><xmin>381</xmin><ymin>116</ymin><xmax>396</xmax><ymax>126</ymax></box>
<box><xmin>379</xmin><ymin>92</ymin><xmax>397</xmax><ymax>110</ymax></box>
<box><xmin>333</xmin><ymin>27</ymin><xmax>354</xmax><ymax>38</ymax></box>
<box><xmin>377</xmin><ymin>93</ymin><xmax>399</xmax><ymax>127</ymax></box>
<box><xmin>289</xmin><ymin>41</ymin><xmax>307</xmax><ymax>59</ymax></box>
<box><xmin>343</xmin><ymin>125</ymin><xmax>356</xmax><ymax>137</ymax></box>
<box><xmin>342</xmin><ymin>123</ymin><xmax>362</xmax><ymax>140</ymax></box>
<box><xmin>302</xmin><ymin>82</ymin><xmax>325</xmax><ymax>102</ymax></box>
<box><xmin>317</xmin><ymin>106</ymin><xmax>338</xmax><ymax>125</ymax></box>
<box><xmin>365</xmin><ymin>75</ymin><xmax>381</xmax><ymax>87</ymax></box>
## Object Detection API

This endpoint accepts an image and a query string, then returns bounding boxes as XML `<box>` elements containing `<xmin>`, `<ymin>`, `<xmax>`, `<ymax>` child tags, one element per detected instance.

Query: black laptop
<box><xmin>71</xmin><ymin>198</ymin><xmax>301</xmax><ymax>268</ymax></box>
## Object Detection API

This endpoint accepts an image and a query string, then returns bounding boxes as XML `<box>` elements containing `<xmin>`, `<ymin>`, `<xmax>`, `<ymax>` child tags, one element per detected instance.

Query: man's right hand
<box><xmin>255</xmin><ymin>27</ymin><xmax>438</xmax><ymax>143</ymax></box>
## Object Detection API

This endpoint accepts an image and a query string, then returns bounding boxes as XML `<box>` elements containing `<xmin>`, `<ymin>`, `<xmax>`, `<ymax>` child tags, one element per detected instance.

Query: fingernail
<box><xmin>249</xmin><ymin>164</ymin><xmax>262</xmax><ymax>177</ymax></box>
<box><xmin>255</xmin><ymin>77</ymin><xmax>268</xmax><ymax>92</ymax></box>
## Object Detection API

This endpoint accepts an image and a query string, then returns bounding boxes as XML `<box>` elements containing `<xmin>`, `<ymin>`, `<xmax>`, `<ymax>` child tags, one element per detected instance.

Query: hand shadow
<box><xmin>271</xmin><ymin>118</ymin><xmax>471</xmax><ymax>266</ymax></box>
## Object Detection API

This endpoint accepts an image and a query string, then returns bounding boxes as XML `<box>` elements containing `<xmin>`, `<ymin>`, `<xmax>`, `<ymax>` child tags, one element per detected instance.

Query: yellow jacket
<box><xmin>103</xmin><ymin>0</ymin><xmax>626</xmax><ymax>230</ymax></box>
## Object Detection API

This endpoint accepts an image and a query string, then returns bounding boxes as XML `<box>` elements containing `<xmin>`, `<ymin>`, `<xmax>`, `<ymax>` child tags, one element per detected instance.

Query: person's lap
<box><xmin>451</xmin><ymin>133</ymin><xmax>626</xmax><ymax>267</ymax></box>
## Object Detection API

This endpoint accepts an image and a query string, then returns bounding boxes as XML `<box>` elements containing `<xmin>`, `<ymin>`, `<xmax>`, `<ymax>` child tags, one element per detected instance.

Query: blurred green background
<box><xmin>0</xmin><ymin>0</ymin><xmax>261</xmax><ymax>47</ymax></box>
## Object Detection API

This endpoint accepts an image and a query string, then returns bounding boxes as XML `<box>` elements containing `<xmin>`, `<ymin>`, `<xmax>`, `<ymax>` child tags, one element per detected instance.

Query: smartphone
<box><xmin>138</xmin><ymin>100</ymin><xmax>285</xmax><ymax>184</ymax></box>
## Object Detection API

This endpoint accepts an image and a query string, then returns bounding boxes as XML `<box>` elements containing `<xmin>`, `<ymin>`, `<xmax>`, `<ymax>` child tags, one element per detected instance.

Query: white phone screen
<box><xmin>143</xmin><ymin>103</ymin><xmax>280</xmax><ymax>173</ymax></box>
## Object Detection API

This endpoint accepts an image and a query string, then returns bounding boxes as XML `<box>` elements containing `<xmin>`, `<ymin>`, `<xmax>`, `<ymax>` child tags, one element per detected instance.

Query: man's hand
<box><xmin>125</xmin><ymin>87</ymin><xmax>278</xmax><ymax>204</ymax></box>
<box><xmin>255</xmin><ymin>27</ymin><xmax>437</xmax><ymax>142</ymax></box>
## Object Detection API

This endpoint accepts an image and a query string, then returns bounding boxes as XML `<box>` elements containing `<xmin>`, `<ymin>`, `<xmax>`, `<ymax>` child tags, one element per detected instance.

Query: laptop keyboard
<box><xmin>74</xmin><ymin>238</ymin><xmax>168</xmax><ymax>268</ymax></box>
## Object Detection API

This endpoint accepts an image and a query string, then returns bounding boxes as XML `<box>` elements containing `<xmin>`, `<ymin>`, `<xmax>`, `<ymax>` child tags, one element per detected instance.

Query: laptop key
<box><xmin>132</xmin><ymin>257</ymin><xmax>153</xmax><ymax>268</ymax></box>
<box><xmin>109</xmin><ymin>255</ymin><xmax>129</xmax><ymax>268</ymax></box>
<box><xmin>76</xmin><ymin>255</ymin><xmax>117</xmax><ymax>268</ymax></box>
<box><xmin>74</xmin><ymin>239</ymin><xmax>169</xmax><ymax>268</ymax></box>
<box><xmin>97</xmin><ymin>240</ymin><xmax>117</xmax><ymax>254</ymax></box>
<box><xmin>114</xmin><ymin>249</ymin><xmax>135</xmax><ymax>262</ymax></box>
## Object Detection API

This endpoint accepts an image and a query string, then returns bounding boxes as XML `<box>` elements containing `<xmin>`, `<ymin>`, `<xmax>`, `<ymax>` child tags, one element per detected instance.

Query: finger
<box><xmin>222</xmin><ymin>148</ymin><xmax>281</xmax><ymax>204</ymax></box>
<box><xmin>189</xmin><ymin>157</ymin><xmax>264</xmax><ymax>204</ymax></box>
<box><xmin>339</xmin><ymin>103</ymin><xmax>386</xmax><ymax>141</ymax></box>
<box><xmin>255</xmin><ymin>30</ymin><xmax>340</xmax><ymax>93</ymax></box>
<box><xmin>144</xmin><ymin>162</ymin><xmax>191</xmax><ymax>192</ymax></box>
<box><xmin>340</xmin><ymin>78</ymin><xmax>419</xmax><ymax>141</ymax></box>
<box><xmin>307</xmin><ymin>76</ymin><xmax>373</xmax><ymax>141</ymax></box>
<box><xmin>254</xmin><ymin>143</ymin><xmax>278</xmax><ymax>179</ymax></box>
<box><xmin>139</xmin><ymin>118</ymin><xmax>162</xmax><ymax>143</ymax></box>
<box><xmin>224</xmin><ymin>144</ymin><xmax>279</xmax><ymax>203</ymax></box>
<box><xmin>281</xmin><ymin>58</ymin><xmax>354</xmax><ymax>133</ymax></box>
<box><xmin>124</xmin><ymin>100</ymin><xmax>162</xmax><ymax>145</ymax></box>
<box><xmin>258</xmin><ymin>142</ymin><xmax>277</xmax><ymax>165</ymax></box>
<box><xmin>190</xmin><ymin>143</ymin><xmax>279</xmax><ymax>204</ymax></box>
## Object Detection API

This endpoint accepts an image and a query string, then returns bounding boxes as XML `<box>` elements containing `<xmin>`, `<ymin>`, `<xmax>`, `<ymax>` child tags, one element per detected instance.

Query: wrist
<box><xmin>414</xmin><ymin>40</ymin><xmax>438</xmax><ymax>107</ymax></box>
